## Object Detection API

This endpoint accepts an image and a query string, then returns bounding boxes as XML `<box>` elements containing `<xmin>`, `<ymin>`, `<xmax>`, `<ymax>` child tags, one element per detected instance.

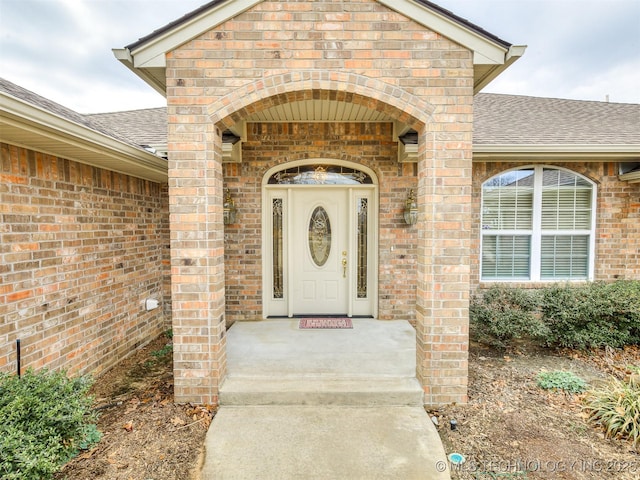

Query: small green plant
<box><xmin>151</xmin><ymin>343</ymin><xmax>173</xmax><ymax>358</ymax></box>
<box><xmin>145</xmin><ymin>331</ymin><xmax>174</xmax><ymax>367</ymax></box>
<box><xmin>583</xmin><ymin>377</ymin><xmax>640</xmax><ymax>451</ymax></box>
<box><xmin>537</xmin><ymin>370</ymin><xmax>587</xmax><ymax>394</ymax></box>
<box><xmin>0</xmin><ymin>368</ymin><xmax>101</xmax><ymax>479</ymax></box>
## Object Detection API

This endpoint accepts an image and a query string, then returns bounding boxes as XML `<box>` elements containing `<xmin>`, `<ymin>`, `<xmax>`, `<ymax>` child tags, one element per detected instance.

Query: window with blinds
<box><xmin>481</xmin><ymin>167</ymin><xmax>595</xmax><ymax>281</ymax></box>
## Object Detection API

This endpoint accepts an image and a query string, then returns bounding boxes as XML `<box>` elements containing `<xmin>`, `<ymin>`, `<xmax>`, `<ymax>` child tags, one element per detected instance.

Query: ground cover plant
<box><xmin>537</xmin><ymin>370</ymin><xmax>587</xmax><ymax>394</ymax></box>
<box><xmin>0</xmin><ymin>368</ymin><xmax>100</xmax><ymax>480</ymax></box>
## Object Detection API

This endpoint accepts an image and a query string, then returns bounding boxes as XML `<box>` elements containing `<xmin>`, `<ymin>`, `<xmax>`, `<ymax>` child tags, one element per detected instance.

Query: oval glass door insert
<box><xmin>309</xmin><ymin>206</ymin><xmax>331</xmax><ymax>266</ymax></box>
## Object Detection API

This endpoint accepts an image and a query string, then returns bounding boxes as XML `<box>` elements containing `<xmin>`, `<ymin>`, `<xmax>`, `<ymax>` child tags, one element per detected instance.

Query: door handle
<box><xmin>342</xmin><ymin>258</ymin><xmax>347</xmax><ymax>278</ymax></box>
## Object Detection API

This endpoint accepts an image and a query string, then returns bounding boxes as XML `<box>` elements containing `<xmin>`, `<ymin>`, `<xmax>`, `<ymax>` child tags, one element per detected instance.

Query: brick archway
<box><xmin>171</xmin><ymin>70</ymin><xmax>471</xmax><ymax>407</ymax></box>
<box><xmin>208</xmin><ymin>70</ymin><xmax>432</xmax><ymax>130</ymax></box>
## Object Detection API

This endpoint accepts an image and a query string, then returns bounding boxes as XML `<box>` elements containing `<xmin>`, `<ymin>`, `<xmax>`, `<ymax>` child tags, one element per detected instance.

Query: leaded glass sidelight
<box><xmin>357</xmin><ymin>198</ymin><xmax>368</xmax><ymax>298</ymax></box>
<box><xmin>308</xmin><ymin>207</ymin><xmax>331</xmax><ymax>267</ymax></box>
<box><xmin>272</xmin><ymin>199</ymin><xmax>284</xmax><ymax>298</ymax></box>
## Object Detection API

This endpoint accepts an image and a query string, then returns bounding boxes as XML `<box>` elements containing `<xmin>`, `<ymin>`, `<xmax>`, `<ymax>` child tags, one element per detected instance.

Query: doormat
<box><xmin>298</xmin><ymin>318</ymin><xmax>353</xmax><ymax>329</ymax></box>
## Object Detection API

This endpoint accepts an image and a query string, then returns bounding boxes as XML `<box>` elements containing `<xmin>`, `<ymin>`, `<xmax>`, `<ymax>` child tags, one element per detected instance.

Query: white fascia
<box><xmin>0</xmin><ymin>92</ymin><xmax>168</xmax><ymax>182</ymax></box>
<box><xmin>377</xmin><ymin>0</ymin><xmax>515</xmax><ymax>64</ymax></box>
<box><xmin>473</xmin><ymin>144</ymin><xmax>640</xmax><ymax>162</ymax></box>
<box><xmin>124</xmin><ymin>0</ymin><xmax>262</xmax><ymax>69</ymax></box>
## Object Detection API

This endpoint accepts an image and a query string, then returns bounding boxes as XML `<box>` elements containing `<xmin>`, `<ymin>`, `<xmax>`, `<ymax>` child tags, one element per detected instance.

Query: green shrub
<box><xmin>470</xmin><ymin>285</ymin><xmax>549</xmax><ymax>348</ymax></box>
<box><xmin>540</xmin><ymin>281</ymin><xmax>640</xmax><ymax>349</ymax></box>
<box><xmin>583</xmin><ymin>376</ymin><xmax>640</xmax><ymax>451</ymax></box>
<box><xmin>537</xmin><ymin>370</ymin><xmax>587</xmax><ymax>394</ymax></box>
<box><xmin>0</xmin><ymin>368</ymin><xmax>101</xmax><ymax>480</ymax></box>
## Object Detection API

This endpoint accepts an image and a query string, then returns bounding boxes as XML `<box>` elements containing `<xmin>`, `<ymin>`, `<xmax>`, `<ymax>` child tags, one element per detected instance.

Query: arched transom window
<box><xmin>481</xmin><ymin>166</ymin><xmax>596</xmax><ymax>281</ymax></box>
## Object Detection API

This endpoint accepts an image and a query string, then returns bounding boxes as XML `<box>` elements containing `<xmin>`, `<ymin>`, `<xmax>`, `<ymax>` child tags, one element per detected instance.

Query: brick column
<box><xmin>170</xmin><ymin>126</ymin><xmax>227</xmax><ymax>405</ymax></box>
<box><xmin>415</xmin><ymin>123</ymin><xmax>471</xmax><ymax>406</ymax></box>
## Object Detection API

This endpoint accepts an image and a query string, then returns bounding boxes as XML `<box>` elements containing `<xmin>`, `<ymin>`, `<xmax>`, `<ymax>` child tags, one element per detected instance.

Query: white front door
<box><xmin>263</xmin><ymin>163</ymin><xmax>377</xmax><ymax>319</ymax></box>
<box><xmin>291</xmin><ymin>188</ymin><xmax>349</xmax><ymax>315</ymax></box>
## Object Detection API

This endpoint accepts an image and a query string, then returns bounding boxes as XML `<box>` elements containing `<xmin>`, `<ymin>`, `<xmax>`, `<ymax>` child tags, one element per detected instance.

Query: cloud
<box><xmin>439</xmin><ymin>0</ymin><xmax>640</xmax><ymax>102</ymax></box>
<box><xmin>0</xmin><ymin>0</ymin><xmax>638</xmax><ymax>112</ymax></box>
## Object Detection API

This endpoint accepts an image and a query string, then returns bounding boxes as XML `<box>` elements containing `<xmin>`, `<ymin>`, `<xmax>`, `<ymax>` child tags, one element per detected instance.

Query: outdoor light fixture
<box><xmin>404</xmin><ymin>189</ymin><xmax>418</xmax><ymax>225</ymax></box>
<box><xmin>223</xmin><ymin>188</ymin><xmax>237</xmax><ymax>225</ymax></box>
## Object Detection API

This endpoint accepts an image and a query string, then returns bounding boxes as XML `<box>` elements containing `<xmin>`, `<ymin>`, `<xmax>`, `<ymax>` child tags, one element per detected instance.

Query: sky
<box><xmin>0</xmin><ymin>0</ymin><xmax>639</xmax><ymax>113</ymax></box>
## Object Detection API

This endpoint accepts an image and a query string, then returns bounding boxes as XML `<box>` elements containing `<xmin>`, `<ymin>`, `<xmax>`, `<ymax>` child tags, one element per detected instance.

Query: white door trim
<box><xmin>261</xmin><ymin>160</ymin><xmax>378</xmax><ymax>319</ymax></box>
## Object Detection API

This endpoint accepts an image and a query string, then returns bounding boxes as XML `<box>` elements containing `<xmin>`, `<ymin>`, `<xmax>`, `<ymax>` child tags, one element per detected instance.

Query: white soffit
<box><xmin>0</xmin><ymin>92</ymin><xmax>168</xmax><ymax>183</ymax></box>
<box><xmin>245</xmin><ymin>99</ymin><xmax>392</xmax><ymax>123</ymax></box>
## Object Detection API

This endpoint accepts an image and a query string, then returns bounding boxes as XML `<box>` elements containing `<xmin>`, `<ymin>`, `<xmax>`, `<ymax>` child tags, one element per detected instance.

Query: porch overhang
<box><xmin>113</xmin><ymin>0</ymin><xmax>524</xmax><ymax>97</ymax></box>
<box><xmin>0</xmin><ymin>91</ymin><xmax>168</xmax><ymax>183</ymax></box>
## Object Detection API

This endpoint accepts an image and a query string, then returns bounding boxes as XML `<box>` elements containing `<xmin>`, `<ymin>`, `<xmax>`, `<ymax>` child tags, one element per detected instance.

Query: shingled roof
<box><xmin>475</xmin><ymin>93</ymin><xmax>640</xmax><ymax>145</ymax></box>
<box><xmin>0</xmin><ymin>77</ymin><xmax>168</xmax><ymax>182</ymax></box>
<box><xmin>3</xmin><ymin>76</ymin><xmax>638</xmax><ymax>166</ymax></box>
<box><xmin>86</xmin><ymin>108</ymin><xmax>167</xmax><ymax>148</ymax></box>
<box><xmin>85</xmin><ymin>93</ymin><xmax>640</xmax><ymax>148</ymax></box>
<box><xmin>0</xmin><ymin>77</ymin><xmax>146</xmax><ymax>150</ymax></box>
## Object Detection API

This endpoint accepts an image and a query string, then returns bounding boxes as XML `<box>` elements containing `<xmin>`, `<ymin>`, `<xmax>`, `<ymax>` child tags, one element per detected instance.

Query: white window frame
<box><xmin>480</xmin><ymin>165</ymin><xmax>597</xmax><ymax>282</ymax></box>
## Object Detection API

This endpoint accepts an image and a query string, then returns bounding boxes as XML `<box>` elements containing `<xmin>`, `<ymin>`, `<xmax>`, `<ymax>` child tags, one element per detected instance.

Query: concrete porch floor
<box><xmin>200</xmin><ymin>319</ymin><xmax>451</xmax><ymax>479</ymax></box>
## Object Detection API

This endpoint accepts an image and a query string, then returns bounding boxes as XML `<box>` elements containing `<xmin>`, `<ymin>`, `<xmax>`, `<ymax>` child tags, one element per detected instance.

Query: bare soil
<box><xmin>55</xmin><ymin>336</ymin><xmax>639</xmax><ymax>480</ymax></box>
<box><xmin>55</xmin><ymin>334</ymin><xmax>214</xmax><ymax>480</ymax></box>
<box><xmin>434</xmin><ymin>343</ymin><xmax>640</xmax><ymax>479</ymax></box>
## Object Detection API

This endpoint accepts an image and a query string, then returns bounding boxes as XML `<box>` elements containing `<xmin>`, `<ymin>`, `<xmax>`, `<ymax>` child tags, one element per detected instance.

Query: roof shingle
<box><xmin>474</xmin><ymin>93</ymin><xmax>640</xmax><ymax>145</ymax></box>
<box><xmin>3</xmin><ymin>77</ymin><xmax>638</xmax><ymax>150</ymax></box>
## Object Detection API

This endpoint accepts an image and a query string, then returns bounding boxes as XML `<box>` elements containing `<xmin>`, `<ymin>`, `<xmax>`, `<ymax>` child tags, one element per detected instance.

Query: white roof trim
<box><xmin>377</xmin><ymin>0</ymin><xmax>513</xmax><ymax>64</ymax></box>
<box><xmin>0</xmin><ymin>92</ymin><xmax>168</xmax><ymax>182</ymax></box>
<box><xmin>115</xmin><ymin>0</ymin><xmax>524</xmax><ymax>95</ymax></box>
<box><xmin>473</xmin><ymin>144</ymin><xmax>640</xmax><ymax>162</ymax></box>
<box><xmin>127</xmin><ymin>0</ymin><xmax>262</xmax><ymax>67</ymax></box>
<box><xmin>113</xmin><ymin>48</ymin><xmax>166</xmax><ymax>96</ymax></box>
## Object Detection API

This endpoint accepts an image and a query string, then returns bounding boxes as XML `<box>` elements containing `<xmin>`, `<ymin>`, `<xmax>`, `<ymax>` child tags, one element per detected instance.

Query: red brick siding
<box><xmin>223</xmin><ymin>122</ymin><xmax>418</xmax><ymax>323</ymax></box>
<box><xmin>167</xmin><ymin>0</ymin><xmax>474</xmax><ymax>405</ymax></box>
<box><xmin>0</xmin><ymin>144</ymin><xmax>170</xmax><ymax>376</ymax></box>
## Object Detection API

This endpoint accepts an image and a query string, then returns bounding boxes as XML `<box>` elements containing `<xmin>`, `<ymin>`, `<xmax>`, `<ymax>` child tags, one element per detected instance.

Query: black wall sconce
<box><xmin>404</xmin><ymin>189</ymin><xmax>417</xmax><ymax>225</ymax></box>
<box><xmin>223</xmin><ymin>188</ymin><xmax>237</xmax><ymax>225</ymax></box>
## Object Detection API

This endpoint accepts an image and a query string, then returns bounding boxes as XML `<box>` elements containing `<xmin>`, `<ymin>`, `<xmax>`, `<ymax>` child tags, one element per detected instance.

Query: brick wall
<box><xmin>0</xmin><ymin>143</ymin><xmax>170</xmax><ymax>376</ymax></box>
<box><xmin>167</xmin><ymin>0</ymin><xmax>473</xmax><ymax>405</ymax></box>
<box><xmin>471</xmin><ymin>161</ymin><xmax>640</xmax><ymax>287</ymax></box>
<box><xmin>223</xmin><ymin>122</ymin><xmax>418</xmax><ymax>323</ymax></box>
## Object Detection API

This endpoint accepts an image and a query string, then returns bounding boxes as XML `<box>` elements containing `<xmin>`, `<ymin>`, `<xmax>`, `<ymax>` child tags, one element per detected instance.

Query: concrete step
<box><xmin>199</xmin><ymin>406</ymin><xmax>451</xmax><ymax>480</ymax></box>
<box><xmin>219</xmin><ymin>376</ymin><xmax>424</xmax><ymax>406</ymax></box>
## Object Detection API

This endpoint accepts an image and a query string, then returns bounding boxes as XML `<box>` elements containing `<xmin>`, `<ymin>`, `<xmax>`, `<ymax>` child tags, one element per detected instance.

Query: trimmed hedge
<box><xmin>540</xmin><ymin>281</ymin><xmax>640</xmax><ymax>349</ymax></box>
<box><xmin>469</xmin><ymin>285</ymin><xmax>548</xmax><ymax>348</ymax></box>
<box><xmin>470</xmin><ymin>280</ymin><xmax>640</xmax><ymax>350</ymax></box>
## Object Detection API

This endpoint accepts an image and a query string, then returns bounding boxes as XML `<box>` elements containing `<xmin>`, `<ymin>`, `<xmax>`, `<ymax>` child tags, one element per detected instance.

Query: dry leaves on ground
<box><xmin>433</xmin><ymin>344</ymin><xmax>640</xmax><ymax>480</ymax></box>
<box><xmin>55</xmin><ymin>335</ymin><xmax>215</xmax><ymax>480</ymax></box>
